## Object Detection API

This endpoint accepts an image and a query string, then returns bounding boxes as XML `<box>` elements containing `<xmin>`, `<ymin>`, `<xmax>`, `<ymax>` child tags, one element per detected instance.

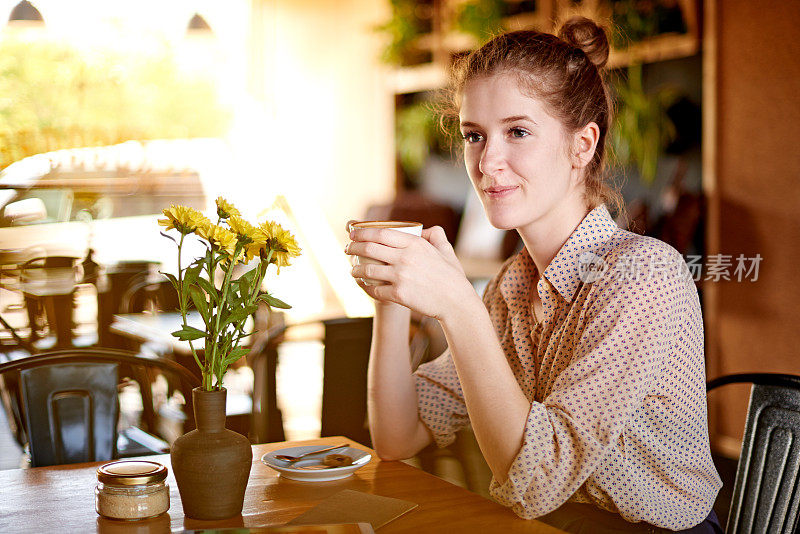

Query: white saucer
<box><xmin>261</xmin><ymin>445</ymin><xmax>372</xmax><ymax>482</ymax></box>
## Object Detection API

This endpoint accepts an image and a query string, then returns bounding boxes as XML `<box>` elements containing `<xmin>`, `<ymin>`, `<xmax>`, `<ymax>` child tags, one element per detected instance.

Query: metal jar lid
<box><xmin>97</xmin><ymin>460</ymin><xmax>168</xmax><ymax>486</ymax></box>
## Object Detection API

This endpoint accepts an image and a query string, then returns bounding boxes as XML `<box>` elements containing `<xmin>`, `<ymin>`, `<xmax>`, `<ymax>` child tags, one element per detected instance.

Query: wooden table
<box><xmin>0</xmin><ymin>437</ymin><xmax>564</xmax><ymax>533</ymax></box>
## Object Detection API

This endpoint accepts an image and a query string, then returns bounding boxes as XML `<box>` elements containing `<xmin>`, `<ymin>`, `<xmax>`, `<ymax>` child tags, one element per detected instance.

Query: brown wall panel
<box><xmin>709</xmin><ymin>0</ymin><xmax>800</xmax><ymax>452</ymax></box>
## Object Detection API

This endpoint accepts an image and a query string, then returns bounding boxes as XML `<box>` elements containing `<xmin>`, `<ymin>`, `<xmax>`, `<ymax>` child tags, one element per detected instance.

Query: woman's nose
<box><xmin>478</xmin><ymin>139</ymin><xmax>505</xmax><ymax>177</ymax></box>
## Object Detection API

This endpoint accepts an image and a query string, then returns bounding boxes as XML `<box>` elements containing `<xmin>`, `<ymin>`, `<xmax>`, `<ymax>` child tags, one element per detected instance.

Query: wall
<box><xmin>249</xmin><ymin>0</ymin><xmax>395</xmax><ymax>239</ymax></box>
<box><xmin>706</xmin><ymin>0</ymin><xmax>800</xmax><ymax>455</ymax></box>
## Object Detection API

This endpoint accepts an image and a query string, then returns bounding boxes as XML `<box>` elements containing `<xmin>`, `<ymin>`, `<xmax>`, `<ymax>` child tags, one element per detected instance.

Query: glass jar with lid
<box><xmin>95</xmin><ymin>460</ymin><xmax>170</xmax><ymax>520</ymax></box>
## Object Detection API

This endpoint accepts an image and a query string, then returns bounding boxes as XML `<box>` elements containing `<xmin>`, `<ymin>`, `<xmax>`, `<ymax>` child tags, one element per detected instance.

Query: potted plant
<box><xmin>158</xmin><ymin>197</ymin><xmax>300</xmax><ymax>520</ymax></box>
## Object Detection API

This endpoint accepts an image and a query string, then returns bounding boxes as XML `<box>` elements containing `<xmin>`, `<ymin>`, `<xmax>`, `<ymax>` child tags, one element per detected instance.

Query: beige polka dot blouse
<box><xmin>413</xmin><ymin>205</ymin><xmax>722</xmax><ymax>530</ymax></box>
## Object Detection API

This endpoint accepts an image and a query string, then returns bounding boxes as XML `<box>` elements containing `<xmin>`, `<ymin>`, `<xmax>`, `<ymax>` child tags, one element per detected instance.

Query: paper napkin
<box><xmin>287</xmin><ymin>489</ymin><xmax>418</xmax><ymax>530</ymax></box>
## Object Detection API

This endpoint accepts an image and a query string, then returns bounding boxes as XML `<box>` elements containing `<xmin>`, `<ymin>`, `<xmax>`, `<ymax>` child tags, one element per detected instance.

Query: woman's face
<box><xmin>459</xmin><ymin>72</ymin><xmax>586</xmax><ymax>233</ymax></box>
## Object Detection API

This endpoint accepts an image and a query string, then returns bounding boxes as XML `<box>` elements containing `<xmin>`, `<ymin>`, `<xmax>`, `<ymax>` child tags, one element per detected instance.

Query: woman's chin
<box><xmin>485</xmin><ymin>214</ymin><xmax>519</xmax><ymax>231</ymax></box>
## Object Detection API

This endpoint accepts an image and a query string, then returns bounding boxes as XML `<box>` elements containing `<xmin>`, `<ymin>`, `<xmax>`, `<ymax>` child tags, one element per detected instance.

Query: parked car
<box><xmin>0</xmin><ymin>138</ymin><xmax>230</xmax><ymax>273</ymax></box>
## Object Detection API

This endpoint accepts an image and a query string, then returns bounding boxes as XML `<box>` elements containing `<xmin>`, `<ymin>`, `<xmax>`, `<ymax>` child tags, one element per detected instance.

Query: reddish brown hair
<box><xmin>446</xmin><ymin>17</ymin><xmax>622</xmax><ymax>214</ymax></box>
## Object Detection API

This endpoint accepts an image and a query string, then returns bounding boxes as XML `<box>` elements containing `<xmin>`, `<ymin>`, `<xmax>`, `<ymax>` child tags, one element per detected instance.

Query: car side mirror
<box><xmin>3</xmin><ymin>198</ymin><xmax>47</xmax><ymax>225</ymax></box>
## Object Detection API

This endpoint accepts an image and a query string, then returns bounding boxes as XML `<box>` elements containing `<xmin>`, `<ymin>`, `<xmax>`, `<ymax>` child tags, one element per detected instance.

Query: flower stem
<box><xmin>176</xmin><ymin>233</ymin><xmax>203</xmax><ymax>380</ymax></box>
<box><xmin>208</xmin><ymin>243</ymin><xmax>243</xmax><ymax>389</ymax></box>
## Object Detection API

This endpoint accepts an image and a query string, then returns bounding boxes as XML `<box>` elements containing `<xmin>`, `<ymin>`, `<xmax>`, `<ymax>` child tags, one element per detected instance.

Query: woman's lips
<box><xmin>483</xmin><ymin>185</ymin><xmax>518</xmax><ymax>199</ymax></box>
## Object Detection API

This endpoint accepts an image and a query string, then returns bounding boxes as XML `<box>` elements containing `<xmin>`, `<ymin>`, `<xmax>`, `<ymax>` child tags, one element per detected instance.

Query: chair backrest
<box><xmin>0</xmin><ymin>348</ymin><xmax>200</xmax><ymax>467</ymax></box>
<box><xmin>707</xmin><ymin>373</ymin><xmax>800</xmax><ymax>534</ymax></box>
<box><xmin>20</xmin><ymin>362</ymin><xmax>118</xmax><ymax>467</ymax></box>
<box><xmin>320</xmin><ymin>317</ymin><xmax>373</xmax><ymax>447</ymax></box>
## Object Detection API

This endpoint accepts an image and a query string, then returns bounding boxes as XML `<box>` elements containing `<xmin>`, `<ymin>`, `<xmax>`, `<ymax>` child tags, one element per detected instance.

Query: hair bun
<box><xmin>558</xmin><ymin>16</ymin><xmax>610</xmax><ymax>69</ymax></box>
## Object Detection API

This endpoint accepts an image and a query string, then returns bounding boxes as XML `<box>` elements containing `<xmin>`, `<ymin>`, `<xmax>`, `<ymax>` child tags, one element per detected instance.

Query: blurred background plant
<box><xmin>454</xmin><ymin>0</ymin><xmax>504</xmax><ymax>43</ymax></box>
<box><xmin>376</xmin><ymin>0</ymin><xmax>433</xmax><ymax>66</ymax></box>
<box><xmin>611</xmin><ymin>63</ymin><xmax>679</xmax><ymax>183</ymax></box>
<box><xmin>0</xmin><ymin>38</ymin><xmax>230</xmax><ymax>169</ymax></box>
<box><xmin>395</xmin><ymin>98</ymin><xmax>460</xmax><ymax>179</ymax></box>
<box><xmin>610</xmin><ymin>0</ymin><xmax>688</xmax><ymax>48</ymax></box>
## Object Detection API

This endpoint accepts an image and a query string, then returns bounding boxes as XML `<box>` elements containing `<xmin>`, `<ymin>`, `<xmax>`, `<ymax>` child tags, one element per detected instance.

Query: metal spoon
<box><xmin>274</xmin><ymin>443</ymin><xmax>350</xmax><ymax>462</ymax></box>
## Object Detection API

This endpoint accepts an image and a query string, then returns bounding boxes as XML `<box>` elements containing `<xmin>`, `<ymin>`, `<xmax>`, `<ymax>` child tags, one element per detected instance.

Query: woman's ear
<box><xmin>572</xmin><ymin>122</ymin><xmax>600</xmax><ymax>170</ymax></box>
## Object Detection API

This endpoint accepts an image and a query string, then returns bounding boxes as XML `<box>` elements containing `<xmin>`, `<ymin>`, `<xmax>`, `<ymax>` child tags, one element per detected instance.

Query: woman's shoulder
<box><xmin>604</xmin><ymin>227</ymin><xmax>682</xmax><ymax>262</ymax></box>
<box><xmin>592</xmin><ymin>229</ymin><xmax>696</xmax><ymax>303</ymax></box>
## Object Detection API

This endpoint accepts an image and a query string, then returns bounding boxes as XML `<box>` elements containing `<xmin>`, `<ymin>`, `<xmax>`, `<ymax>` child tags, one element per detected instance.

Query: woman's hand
<box><xmin>346</xmin><ymin>225</ymin><xmax>472</xmax><ymax>320</ymax></box>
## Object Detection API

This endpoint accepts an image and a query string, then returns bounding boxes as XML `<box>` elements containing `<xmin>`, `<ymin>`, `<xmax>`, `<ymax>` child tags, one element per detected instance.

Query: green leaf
<box><xmin>257</xmin><ymin>293</ymin><xmax>292</xmax><ymax>309</ymax></box>
<box><xmin>238</xmin><ymin>266</ymin><xmax>258</xmax><ymax>291</ymax></box>
<box><xmin>184</xmin><ymin>264</ymin><xmax>201</xmax><ymax>286</ymax></box>
<box><xmin>159</xmin><ymin>231</ymin><xmax>177</xmax><ymax>244</ymax></box>
<box><xmin>238</xmin><ymin>274</ymin><xmax>251</xmax><ymax>300</ymax></box>
<box><xmin>227</xmin><ymin>279</ymin><xmax>244</xmax><ymax>303</ymax></box>
<box><xmin>171</xmin><ymin>325</ymin><xmax>206</xmax><ymax>341</ymax></box>
<box><xmin>224</xmin><ymin>346</ymin><xmax>251</xmax><ymax>365</ymax></box>
<box><xmin>221</xmin><ymin>304</ymin><xmax>258</xmax><ymax>329</ymax></box>
<box><xmin>196</xmin><ymin>277</ymin><xmax>218</xmax><ymax>304</ymax></box>
<box><xmin>181</xmin><ymin>264</ymin><xmax>202</xmax><ymax>304</ymax></box>
<box><xmin>159</xmin><ymin>271</ymin><xmax>179</xmax><ymax>294</ymax></box>
<box><xmin>189</xmin><ymin>285</ymin><xmax>210</xmax><ymax>325</ymax></box>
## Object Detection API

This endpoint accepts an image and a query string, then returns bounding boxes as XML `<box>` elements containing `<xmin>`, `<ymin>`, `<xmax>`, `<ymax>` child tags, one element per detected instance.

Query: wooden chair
<box><xmin>18</xmin><ymin>255</ymin><xmax>82</xmax><ymax>347</ymax></box>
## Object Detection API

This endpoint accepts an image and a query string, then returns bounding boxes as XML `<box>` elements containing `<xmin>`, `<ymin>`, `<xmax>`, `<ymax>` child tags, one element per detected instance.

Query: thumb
<box><xmin>423</xmin><ymin>226</ymin><xmax>463</xmax><ymax>274</ymax></box>
<box><xmin>422</xmin><ymin>226</ymin><xmax>453</xmax><ymax>253</ymax></box>
<box><xmin>345</xmin><ymin>219</ymin><xmax>359</xmax><ymax>234</ymax></box>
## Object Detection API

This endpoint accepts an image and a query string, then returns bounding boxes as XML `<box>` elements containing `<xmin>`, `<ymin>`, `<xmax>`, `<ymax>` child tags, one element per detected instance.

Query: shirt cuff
<box><xmin>489</xmin><ymin>402</ymin><xmax>563</xmax><ymax>518</ymax></box>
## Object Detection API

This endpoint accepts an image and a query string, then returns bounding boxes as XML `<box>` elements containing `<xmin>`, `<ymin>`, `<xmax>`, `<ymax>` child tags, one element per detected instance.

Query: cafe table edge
<box><xmin>0</xmin><ymin>436</ymin><xmax>564</xmax><ymax>534</ymax></box>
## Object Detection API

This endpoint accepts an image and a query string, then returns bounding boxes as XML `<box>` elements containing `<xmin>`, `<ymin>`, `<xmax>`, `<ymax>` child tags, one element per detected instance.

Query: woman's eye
<box><xmin>509</xmin><ymin>127</ymin><xmax>529</xmax><ymax>139</ymax></box>
<box><xmin>461</xmin><ymin>132</ymin><xmax>482</xmax><ymax>143</ymax></box>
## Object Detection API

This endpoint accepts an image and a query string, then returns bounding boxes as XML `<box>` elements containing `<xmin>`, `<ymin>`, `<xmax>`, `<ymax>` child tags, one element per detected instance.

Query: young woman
<box><xmin>346</xmin><ymin>17</ymin><xmax>722</xmax><ymax>533</ymax></box>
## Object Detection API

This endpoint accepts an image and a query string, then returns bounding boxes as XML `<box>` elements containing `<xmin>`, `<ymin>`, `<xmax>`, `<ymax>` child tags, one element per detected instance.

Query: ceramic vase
<box><xmin>171</xmin><ymin>387</ymin><xmax>252</xmax><ymax>520</ymax></box>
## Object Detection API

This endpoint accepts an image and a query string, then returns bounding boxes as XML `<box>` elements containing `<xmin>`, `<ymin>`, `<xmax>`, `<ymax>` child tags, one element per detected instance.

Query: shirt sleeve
<box><xmin>413</xmin><ymin>349</ymin><xmax>471</xmax><ymax>448</ymax></box>
<box><xmin>490</xmin><ymin>256</ymin><xmax>689</xmax><ymax>518</ymax></box>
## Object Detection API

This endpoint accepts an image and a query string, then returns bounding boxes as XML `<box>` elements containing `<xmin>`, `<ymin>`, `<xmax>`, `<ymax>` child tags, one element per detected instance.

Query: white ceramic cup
<box><xmin>349</xmin><ymin>220</ymin><xmax>423</xmax><ymax>286</ymax></box>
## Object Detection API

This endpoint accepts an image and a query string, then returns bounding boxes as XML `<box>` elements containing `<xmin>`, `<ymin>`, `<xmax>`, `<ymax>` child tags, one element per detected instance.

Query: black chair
<box><xmin>246</xmin><ymin>315</ymin><xmax>374</xmax><ymax>445</ymax></box>
<box><xmin>319</xmin><ymin>317</ymin><xmax>373</xmax><ymax>447</ymax></box>
<box><xmin>707</xmin><ymin>373</ymin><xmax>800</xmax><ymax>533</ymax></box>
<box><xmin>0</xmin><ymin>348</ymin><xmax>199</xmax><ymax>467</ymax></box>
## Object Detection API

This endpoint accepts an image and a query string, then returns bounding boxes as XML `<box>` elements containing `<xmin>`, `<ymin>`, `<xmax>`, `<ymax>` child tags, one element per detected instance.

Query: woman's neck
<box><xmin>518</xmin><ymin>199</ymin><xmax>590</xmax><ymax>276</ymax></box>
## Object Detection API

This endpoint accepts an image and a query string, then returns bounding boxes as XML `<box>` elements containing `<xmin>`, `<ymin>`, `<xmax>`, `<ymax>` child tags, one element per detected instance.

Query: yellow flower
<box><xmin>195</xmin><ymin>221</ymin><xmax>238</xmax><ymax>257</ymax></box>
<box><xmin>215</xmin><ymin>197</ymin><xmax>240</xmax><ymax>220</ymax></box>
<box><xmin>227</xmin><ymin>216</ymin><xmax>256</xmax><ymax>244</ymax></box>
<box><xmin>256</xmin><ymin>221</ymin><xmax>301</xmax><ymax>272</ymax></box>
<box><xmin>243</xmin><ymin>235</ymin><xmax>267</xmax><ymax>264</ymax></box>
<box><xmin>158</xmin><ymin>205</ymin><xmax>209</xmax><ymax>235</ymax></box>
<box><xmin>228</xmin><ymin>215</ymin><xmax>266</xmax><ymax>262</ymax></box>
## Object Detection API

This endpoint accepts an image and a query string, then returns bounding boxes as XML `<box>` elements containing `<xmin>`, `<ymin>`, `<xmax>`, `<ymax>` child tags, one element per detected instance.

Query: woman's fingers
<box><xmin>350</xmin><ymin>227</ymin><xmax>417</xmax><ymax>248</ymax></box>
<box><xmin>345</xmin><ymin>219</ymin><xmax>359</xmax><ymax>233</ymax></box>
<box><xmin>369</xmin><ymin>282</ymin><xmax>403</xmax><ymax>306</ymax></box>
<box><xmin>351</xmin><ymin>261</ymin><xmax>394</xmax><ymax>284</ymax></box>
<box><xmin>346</xmin><ymin>240</ymin><xmax>399</xmax><ymax>264</ymax></box>
<box><xmin>354</xmin><ymin>276</ymin><xmax>379</xmax><ymax>297</ymax></box>
<box><xmin>345</xmin><ymin>224</ymin><xmax>469</xmax><ymax>314</ymax></box>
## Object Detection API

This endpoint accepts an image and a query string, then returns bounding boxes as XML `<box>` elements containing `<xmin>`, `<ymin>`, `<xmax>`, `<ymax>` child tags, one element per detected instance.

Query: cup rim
<box><xmin>349</xmin><ymin>220</ymin><xmax>423</xmax><ymax>230</ymax></box>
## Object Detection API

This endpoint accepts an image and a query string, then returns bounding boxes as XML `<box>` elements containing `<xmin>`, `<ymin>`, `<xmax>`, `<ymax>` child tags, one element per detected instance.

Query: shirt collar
<box><xmin>542</xmin><ymin>204</ymin><xmax>620</xmax><ymax>303</ymax></box>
